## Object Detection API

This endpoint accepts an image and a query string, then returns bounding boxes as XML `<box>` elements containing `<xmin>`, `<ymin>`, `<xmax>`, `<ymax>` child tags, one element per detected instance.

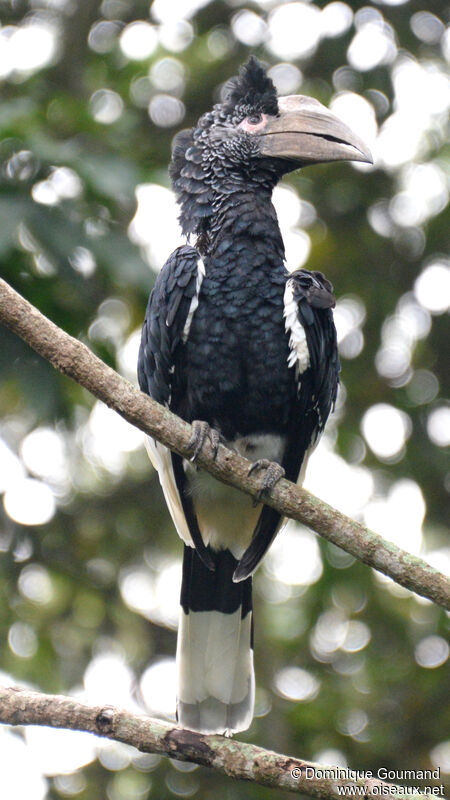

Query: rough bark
<box><xmin>0</xmin><ymin>686</ymin><xmax>431</xmax><ymax>799</ymax></box>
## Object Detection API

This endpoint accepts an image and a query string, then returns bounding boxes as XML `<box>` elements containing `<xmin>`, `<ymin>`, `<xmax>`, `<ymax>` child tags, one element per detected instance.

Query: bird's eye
<box><xmin>239</xmin><ymin>113</ymin><xmax>267</xmax><ymax>133</ymax></box>
<box><xmin>246</xmin><ymin>114</ymin><xmax>262</xmax><ymax>126</ymax></box>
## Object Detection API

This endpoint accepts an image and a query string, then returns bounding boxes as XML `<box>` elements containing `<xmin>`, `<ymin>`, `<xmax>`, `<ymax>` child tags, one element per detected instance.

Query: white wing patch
<box><xmin>147</xmin><ymin>256</ymin><xmax>205</xmax><ymax>549</ymax></box>
<box><xmin>283</xmin><ymin>278</ymin><xmax>310</xmax><ymax>376</ymax></box>
<box><xmin>182</xmin><ymin>256</ymin><xmax>205</xmax><ymax>343</ymax></box>
<box><xmin>145</xmin><ymin>437</ymin><xmax>193</xmax><ymax>546</ymax></box>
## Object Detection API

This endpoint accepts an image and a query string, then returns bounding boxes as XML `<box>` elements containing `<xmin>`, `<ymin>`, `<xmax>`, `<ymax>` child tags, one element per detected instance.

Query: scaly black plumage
<box><xmin>138</xmin><ymin>57</ymin><xmax>371</xmax><ymax>735</ymax></box>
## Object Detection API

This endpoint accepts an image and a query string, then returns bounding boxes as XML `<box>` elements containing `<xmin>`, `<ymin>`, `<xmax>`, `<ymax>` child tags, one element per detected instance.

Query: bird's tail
<box><xmin>176</xmin><ymin>545</ymin><xmax>254</xmax><ymax>735</ymax></box>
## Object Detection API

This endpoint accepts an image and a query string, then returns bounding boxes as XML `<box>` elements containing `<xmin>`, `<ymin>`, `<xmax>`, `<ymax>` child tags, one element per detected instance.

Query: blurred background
<box><xmin>0</xmin><ymin>0</ymin><xmax>449</xmax><ymax>798</ymax></box>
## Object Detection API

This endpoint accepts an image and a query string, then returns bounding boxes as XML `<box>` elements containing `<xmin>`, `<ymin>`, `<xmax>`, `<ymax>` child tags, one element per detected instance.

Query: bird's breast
<box><xmin>178</xmin><ymin>267</ymin><xmax>297</xmax><ymax>437</ymax></box>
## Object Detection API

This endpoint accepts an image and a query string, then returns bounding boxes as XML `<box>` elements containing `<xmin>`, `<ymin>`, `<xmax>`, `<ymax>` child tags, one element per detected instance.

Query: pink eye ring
<box><xmin>239</xmin><ymin>113</ymin><xmax>267</xmax><ymax>132</ymax></box>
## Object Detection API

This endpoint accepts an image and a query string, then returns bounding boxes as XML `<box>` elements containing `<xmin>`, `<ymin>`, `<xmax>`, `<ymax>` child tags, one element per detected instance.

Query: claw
<box><xmin>188</xmin><ymin>420</ymin><xmax>209</xmax><ymax>462</ymax></box>
<box><xmin>188</xmin><ymin>420</ymin><xmax>223</xmax><ymax>462</ymax></box>
<box><xmin>209</xmin><ymin>428</ymin><xmax>222</xmax><ymax>460</ymax></box>
<box><xmin>248</xmin><ymin>459</ymin><xmax>285</xmax><ymax>504</ymax></box>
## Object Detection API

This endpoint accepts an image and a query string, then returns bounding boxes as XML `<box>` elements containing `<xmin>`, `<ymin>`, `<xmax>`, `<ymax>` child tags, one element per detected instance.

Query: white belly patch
<box><xmin>183</xmin><ymin>432</ymin><xmax>286</xmax><ymax>557</ymax></box>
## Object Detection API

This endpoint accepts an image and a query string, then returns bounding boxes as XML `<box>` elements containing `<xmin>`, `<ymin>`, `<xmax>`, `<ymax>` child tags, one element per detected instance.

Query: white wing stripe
<box><xmin>182</xmin><ymin>256</ymin><xmax>205</xmax><ymax>343</ymax></box>
<box><xmin>283</xmin><ymin>278</ymin><xmax>310</xmax><ymax>376</ymax></box>
<box><xmin>145</xmin><ymin>437</ymin><xmax>193</xmax><ymax>546</ymax></box>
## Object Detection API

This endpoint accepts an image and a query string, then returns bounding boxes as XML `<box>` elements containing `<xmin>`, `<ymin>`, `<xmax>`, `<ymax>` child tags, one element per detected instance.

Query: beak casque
<box><xmin>259</xmin><ymin>95</ymin><xmax>373</xmax><ymax>166</ymax></box>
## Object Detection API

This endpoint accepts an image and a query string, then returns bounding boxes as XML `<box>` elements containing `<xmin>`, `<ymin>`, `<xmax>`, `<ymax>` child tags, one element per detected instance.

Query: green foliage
<box><xmin>0</xmin><ymin>1</ymin><xmax>449</xmax><ymax>798</ymax></box>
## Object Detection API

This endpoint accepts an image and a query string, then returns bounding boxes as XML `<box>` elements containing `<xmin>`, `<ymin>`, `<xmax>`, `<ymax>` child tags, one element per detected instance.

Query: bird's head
<box><xmin>170</xmin><ymin>57</ymin><xmax>372</xmax><ymax>238</ymax></box>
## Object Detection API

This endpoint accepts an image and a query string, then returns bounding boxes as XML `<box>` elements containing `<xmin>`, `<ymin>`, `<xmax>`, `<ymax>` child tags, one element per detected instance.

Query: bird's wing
<box><xmin>284</xmin><ymin>268</ymin><xmax>340</xmax><ymax>454</ymax></box>
<box><xmin>234</xmin><ymin>269</ymin><xmax>340</xmax><ymax>582</ymax></box>
<box><xmin>138</xmin><ymin>245</ymin><xmax>205</xmax><ymax>548</ymax></box>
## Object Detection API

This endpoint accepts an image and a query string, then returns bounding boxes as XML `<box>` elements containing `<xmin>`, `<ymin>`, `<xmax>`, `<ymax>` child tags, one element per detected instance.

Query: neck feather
<box><xmin>204</xmin><ymin>185</ymin><xmax>284</xmax><ymax>261</ymax></box>
<box><xmin>170</xmin><ymin>133</ymin><xmax>286</xmax><ymax>258</ymax></box>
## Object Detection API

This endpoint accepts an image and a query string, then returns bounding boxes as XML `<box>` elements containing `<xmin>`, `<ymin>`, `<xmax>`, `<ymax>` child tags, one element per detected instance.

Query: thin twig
<box><xmin>0</xmin><ymin>277</ymin><xmax>448</xmax><ymax>610</ymax></box>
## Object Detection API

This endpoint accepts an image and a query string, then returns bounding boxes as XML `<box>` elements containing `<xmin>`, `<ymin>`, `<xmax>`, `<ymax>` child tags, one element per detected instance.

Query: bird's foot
<box><xmin>248</xmin><ymin>459</ymin><xmax>285</xmax><ymax>504</ymax></box>
<box><xmin>188</xmin><ymin>420</ymin><xmax>223</xmax><ymax>462</ymax></box>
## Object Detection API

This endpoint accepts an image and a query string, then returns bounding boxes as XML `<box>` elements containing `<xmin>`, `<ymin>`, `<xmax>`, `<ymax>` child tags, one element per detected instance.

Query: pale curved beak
<box><xmin>259</xmin><ymin>95</ymin><xmax>373</xmax><ymax>166</ymax></box>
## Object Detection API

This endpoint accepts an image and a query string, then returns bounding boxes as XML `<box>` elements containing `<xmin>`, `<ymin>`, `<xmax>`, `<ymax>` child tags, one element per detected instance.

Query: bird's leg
<box><xmin>248</xmin><ymin>459</ymin><xmax>285</xmax><ymax>504</ymax></box>
<box><xmin>188</xmin><ymin>420</ymin><xmax>223</xmax><ymax>462</ymax></box>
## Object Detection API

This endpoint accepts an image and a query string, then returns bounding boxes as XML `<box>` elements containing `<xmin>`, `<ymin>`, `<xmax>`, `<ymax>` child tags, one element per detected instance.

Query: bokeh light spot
<box><xmin>231</xmin><ymin>10</ymin><xmax>267</xmax><ymax>46</ymax></box>
<box><xmin>21</xmin><ymin>427</ymin><xmax>68</xmax><ymax>486</ymax></box>
<box><xmin>274</xmin><ymin>666</ymin><xmax>320</xmax><ymax>702</ymax></box>
<box><xmin>336</xmin><ymin>708</ymin><xmax>368</xmax><ymax>737</ymax></box>
<box><xmin>364</xmin><ymin>479</ymin><xmax>425</xmax><ymax>555</ymax></box>
<box><xmin>25</xmin><ymin>726</ymin><xmax>97</xmax><ymax>776</ymax></box>
<box><xmin>0</xmin><ymin>439</ymin><xmax>25</xmax><ymax>492</ymax></box>
<box><xmin>0</xmin><ymin>22</ymin><xmax>56</xmax><ymax>77</ymax></box>
<box><xmin>361</xmin><ymin>403</ymin><xmax>411</xmax><ymax>460</ymax></box>
<box><xmin>0</xmin><ymin>728</ymin><xmax>47</xmax><ymax>799</ymax></box>
<box><xmin>430</xmin><ymin>741</ymin><xmax>450</xmax><ymax>774</ymax></box>
<box><xmin>267</xmin><ymin>3</ymin><xmax>322</xmax><ymax>59</ymax></box>
<box><xmin>140</xmin><ymin>659</ymin><xmax>177</xmax><ymax>716</ymax></box>
<box><xmin>414</xmin><ymin>261</ymin><xmax>450</xmax><ymax>314</ymax></box>
<box><xmin>265</xmin><ymin>521</ymin><xmax>323</xmax><ymax>586</ymax></box>
<box><xmin>129</xmin><ymin>184</ymin><xmax>183</xmax><ymax>270</ymax></box>
<box><xmin>18</xmin><ymin>564</ymin><xmax>54</xmax><ymax>606</ymax></box>
<box><xmin>90</xmin><ymin>89</ymin><xmax>124</xmax><ymax>124</ymax></box>
<box><xmin>427</xmin><ymin>406</ymin><xmax>450</xmax><ymax>447</ymax></box>
<box><xmin>4</xmin><ymin>479</ymin><xmax>56</xmax><ymax>526</ymax></box>
<box><xmin>8</xmin><ymin>622</ymin><xmax>38</xmax><ymax>658</ymax></box>
<box><xmin>415</xmin><ymin>636</ymin><xmax>449</xmax><ymax>669</ymax></box>
<box><xmin>84</xmin><ymin>653</ymin><xmax>136</xmax><ymax>709</ymax></box>
<box><xmin>120</xmin><ymin>22</ymin><xmax>158</xmax><ymax>60</ymax></box>
<box><xmin>148</xmin><ymin>95</ymin><xmax>186</xmax><ymax>128</ymax></box>
<box><xmin>321</xmin><ymin>3</ymin><xmax>353</xmax><ymax>38</ymax></box>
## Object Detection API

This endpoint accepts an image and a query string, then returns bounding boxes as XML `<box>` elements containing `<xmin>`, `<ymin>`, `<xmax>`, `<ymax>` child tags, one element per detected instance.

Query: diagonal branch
<box><xmin>0</xmin><ymin>277</ymin><xmax>449</xmax><ymax>610</ymax></box>
<box><xmin>0</xmin><ymin>686</ymin><xmax>430</xmax><ymax>799</ymax></box>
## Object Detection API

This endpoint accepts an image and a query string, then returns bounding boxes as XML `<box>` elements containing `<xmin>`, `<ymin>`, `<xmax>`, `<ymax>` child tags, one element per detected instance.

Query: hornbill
<box><xmin>138</xmin><ymin>58</ymin><xmax>372</xmax><ymax>735</ymax></box>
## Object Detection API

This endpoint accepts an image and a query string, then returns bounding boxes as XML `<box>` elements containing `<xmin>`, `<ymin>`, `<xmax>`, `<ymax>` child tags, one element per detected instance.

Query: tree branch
<box><xmin>0</xmin><ymin>686</ymin><xmax>430</xmax><ymax>798</ymax></box>
<box><xmin>0</xmin><ymin>277</ymin><xmax>448</xmax><ymax>610</ymax></box>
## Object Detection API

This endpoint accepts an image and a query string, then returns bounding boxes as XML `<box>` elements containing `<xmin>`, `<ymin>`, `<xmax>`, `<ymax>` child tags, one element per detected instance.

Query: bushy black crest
<box><xmin>169</xmin><ymin>58</ymin><xmax>278</xmax><ymax>194</ymax></box>
<box><xmin>169</xmin><ymin>58</ymin><xmax>279</xmax><ymax>238</ymax></box>
<box><xmin>222</xmin><ymin>56</ymin><xmax>278</xmax><ymax>116</ymax></box>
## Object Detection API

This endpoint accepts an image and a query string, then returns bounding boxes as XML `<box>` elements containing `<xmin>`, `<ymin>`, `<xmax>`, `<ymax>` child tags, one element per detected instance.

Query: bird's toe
<box><xmin>188</xmin><ymin>420</ymin><xmax>223</xmax><ymax>462</ymax></box>
<box><xmin>248</xmin><ymin>459</ymin><xmax>285</xmax><ymax>504</ymax></box>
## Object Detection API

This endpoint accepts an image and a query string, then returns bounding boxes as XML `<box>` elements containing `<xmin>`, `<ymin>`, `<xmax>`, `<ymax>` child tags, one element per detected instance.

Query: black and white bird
<box><xmin>138</xmin><ymin>58</ymin><xmax>372</xmax><ymax>736</ymax></box>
